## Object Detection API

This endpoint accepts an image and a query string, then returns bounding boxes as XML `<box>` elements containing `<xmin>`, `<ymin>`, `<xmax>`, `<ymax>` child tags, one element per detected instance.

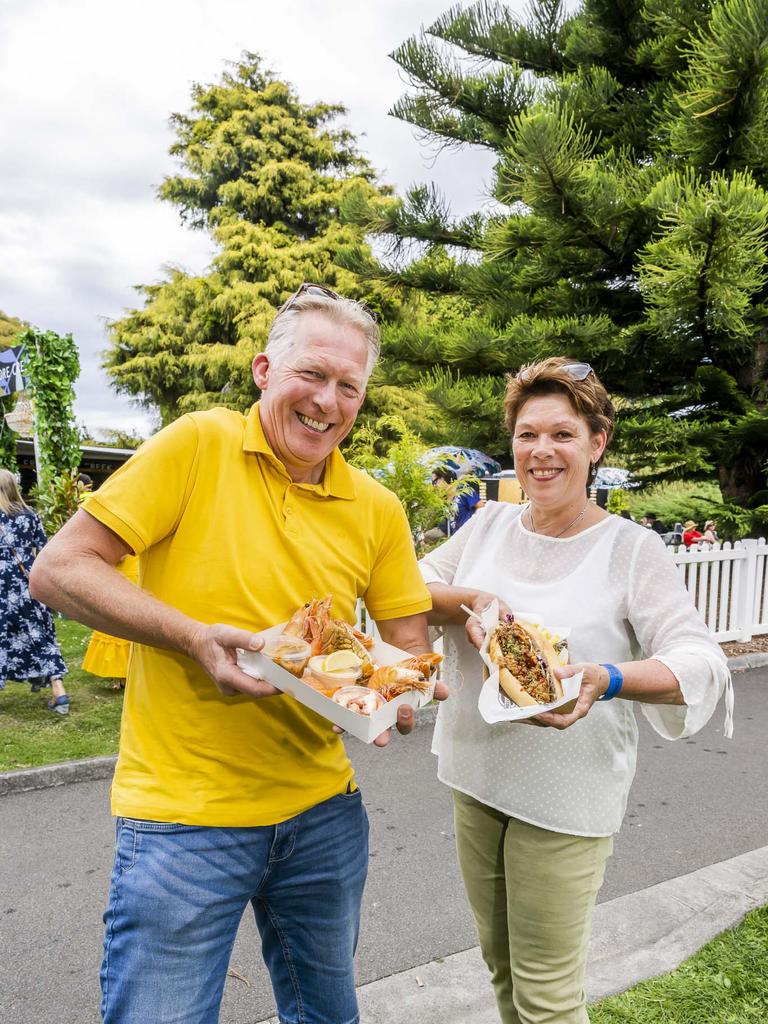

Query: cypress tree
<box><xmin>105</xmin><ymin>54</ymin><xmax>402</xmax><ymax>426</ymax></box>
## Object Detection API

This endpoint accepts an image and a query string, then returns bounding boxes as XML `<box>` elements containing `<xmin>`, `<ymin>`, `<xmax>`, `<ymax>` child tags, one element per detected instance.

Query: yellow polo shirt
<box><xmin>85</xmin><ymin>404</ymin><xmax>431</xmax><ymax>826</ymax></box>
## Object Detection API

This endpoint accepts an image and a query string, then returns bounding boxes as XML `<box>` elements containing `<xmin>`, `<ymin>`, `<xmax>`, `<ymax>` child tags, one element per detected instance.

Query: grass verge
<box><xmin>0</xmin><ymin>619</ymin><xmax>123</xmax><ymax>772</ymax></box>
<box><xmin>590</xmin><ymin>905</ymin><xmax>768</xmax><ymax>1023</ymax></box>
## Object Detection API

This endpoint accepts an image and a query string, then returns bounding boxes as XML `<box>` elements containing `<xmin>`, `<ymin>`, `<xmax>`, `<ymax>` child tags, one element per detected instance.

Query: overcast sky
<box><xmin>0</xmin><ymin>0</ymin><xmax>507</xmax><ymax>437</ymax></box>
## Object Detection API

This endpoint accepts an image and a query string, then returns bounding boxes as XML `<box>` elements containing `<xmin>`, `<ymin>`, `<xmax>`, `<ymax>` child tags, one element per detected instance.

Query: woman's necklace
<box><xmin>528</xmin><ymin>502</ymin><xmax>589</xmax><ymax>538</ymax></box>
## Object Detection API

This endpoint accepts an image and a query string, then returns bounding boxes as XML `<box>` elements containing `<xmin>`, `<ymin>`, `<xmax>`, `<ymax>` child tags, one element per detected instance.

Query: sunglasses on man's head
<box><xmin>517</xmin><ymin>362</ymin><xmax>594</xmax><ymax>382</ymax></box>
<box><xmin>277</xmin><ymin>282</ymin><xmax>340</xmax><ymax>315</ymax></box>
<box><xmin>277</xmin><ymin>282</ymin><xmax>377</xmax><ymax>322</ymax></box>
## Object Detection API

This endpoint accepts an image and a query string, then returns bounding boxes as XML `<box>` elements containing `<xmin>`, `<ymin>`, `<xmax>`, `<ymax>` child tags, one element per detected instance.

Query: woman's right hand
<box><xmin>464</xmin><ymin>591</ymin><xmax>513</xmax><ymax>650</ymax></box>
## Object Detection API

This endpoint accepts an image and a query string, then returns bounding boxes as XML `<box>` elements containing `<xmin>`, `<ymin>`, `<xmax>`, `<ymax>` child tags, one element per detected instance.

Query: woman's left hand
<box><xmin>529</xmin><ymin>663</ymin><xmax>608</xmax><ymax>730</ymax></box>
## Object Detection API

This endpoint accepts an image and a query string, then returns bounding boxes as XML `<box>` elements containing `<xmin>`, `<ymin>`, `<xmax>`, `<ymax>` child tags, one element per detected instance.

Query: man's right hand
<box><xmin>186</xmin><ymin>623</ymin><xmax>281</xmax><ymax>698</ymax></box>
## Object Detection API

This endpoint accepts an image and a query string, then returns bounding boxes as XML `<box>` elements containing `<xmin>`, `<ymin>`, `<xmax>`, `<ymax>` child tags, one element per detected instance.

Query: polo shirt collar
<box><xmin>243</xmin><ymin>402</ymin><xmax>356</xmax><ymax>500</ymax></box>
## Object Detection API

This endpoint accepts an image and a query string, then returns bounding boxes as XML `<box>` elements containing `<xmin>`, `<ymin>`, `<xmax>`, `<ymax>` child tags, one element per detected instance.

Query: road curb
<box><xmin>726</xmin><ymin>651</ymin><xmax>768</xmax><ymax>672</ymax></box>
<box><xmin>0</xmin><ymin>654</ymin><xmax>757</xmax><ymax>797</ymax></box>
<box><xmin>0</xmin><ymin>754</ymin><xmax>116</xmax><ymax>798</ymax></box>
<box><xmin>0</xmin><ymin>707</ymin><xmax>439</xmax><ymax>797</ymax></box>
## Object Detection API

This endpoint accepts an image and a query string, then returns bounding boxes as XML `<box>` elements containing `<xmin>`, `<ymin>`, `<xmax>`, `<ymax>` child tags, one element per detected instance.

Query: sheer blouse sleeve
<box><xmin>418</xmin><ymin>504</ymin><xmax>491</xmax><ymax>586</ymax></box>
<box><xmin>626</xmin><ymin>529</ymin><xmax>733</xmax><ymax>740</ymax></box>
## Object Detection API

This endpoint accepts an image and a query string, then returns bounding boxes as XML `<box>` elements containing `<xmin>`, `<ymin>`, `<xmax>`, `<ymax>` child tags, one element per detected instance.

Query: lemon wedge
<box><xmin>322</xmin><ymin>650</ymin><xmax>363</xmax><ymax>674</ymax></box>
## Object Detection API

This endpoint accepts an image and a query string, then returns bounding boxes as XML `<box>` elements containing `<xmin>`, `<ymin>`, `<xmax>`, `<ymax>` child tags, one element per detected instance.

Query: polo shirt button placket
<box><xmin>283</xmin><ymin>500</ymin><xmax>298</xmax><ymax>535</ymax></box>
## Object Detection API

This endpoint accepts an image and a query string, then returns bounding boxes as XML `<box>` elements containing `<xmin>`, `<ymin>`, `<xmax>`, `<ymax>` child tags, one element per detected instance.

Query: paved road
<box><xmin>1</xmin><ymin>669</ymin><xmax>764</xmax><ymax>1024</ymax></box>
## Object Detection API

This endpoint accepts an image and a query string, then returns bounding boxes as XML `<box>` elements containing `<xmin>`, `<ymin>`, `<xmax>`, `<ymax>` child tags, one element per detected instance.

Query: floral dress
<box><xmin>0</xmin><ymin>508</ymin><xmax>67</xmax><ymax>687</ymax></box>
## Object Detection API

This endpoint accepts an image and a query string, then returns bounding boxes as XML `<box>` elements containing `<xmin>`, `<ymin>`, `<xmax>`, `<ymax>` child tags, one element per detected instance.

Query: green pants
<box><xmin>453</xmin><ymin>789</ymin><xmax>613</xmax><ymax>1024</ymax></box>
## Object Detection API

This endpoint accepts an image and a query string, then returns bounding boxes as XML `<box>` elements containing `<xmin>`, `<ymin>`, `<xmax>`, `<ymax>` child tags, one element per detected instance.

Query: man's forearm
<box><xmin>375</xmin><ymin>612</ymin><xmax>431</xmax><ymax>655</ymax></box>
<box><xmin>30</xmin><ymin>550</ymin><xmax>200</xmax><ymax>657</ymax></box>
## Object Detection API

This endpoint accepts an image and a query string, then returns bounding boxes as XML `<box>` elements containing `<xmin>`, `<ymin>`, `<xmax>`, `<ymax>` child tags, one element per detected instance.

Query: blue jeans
<box><xmin>100</xmin><ymin>790</ymin><xmax>369</xmax><ymax>1024</ymax></box>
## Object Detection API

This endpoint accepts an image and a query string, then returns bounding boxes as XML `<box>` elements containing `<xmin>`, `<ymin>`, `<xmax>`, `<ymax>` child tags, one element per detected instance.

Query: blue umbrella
<box><xmin>420</xmin><ymin>446</ymin><xmax>502</xmax><ymax>478</ymax></box>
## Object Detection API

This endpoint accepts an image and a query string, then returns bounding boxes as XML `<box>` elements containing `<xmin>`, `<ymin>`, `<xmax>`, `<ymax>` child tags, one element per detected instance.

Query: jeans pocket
<box><xmin>115</xmin><ymin>818</ymin><xmax>137</xmax><ymax>873</ymax></box>
<box><xmin>123</xmin><ymin>818</ymin><xmax>193</xmax><ymax>834</ymax></box>
<box><xmin>336</xmin><ymin>785</ymin><xmax>363</xmax><ymax>801</ymax></box>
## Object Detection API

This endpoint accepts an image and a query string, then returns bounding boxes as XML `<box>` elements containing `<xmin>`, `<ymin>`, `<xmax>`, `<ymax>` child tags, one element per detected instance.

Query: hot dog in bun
<box><xmin>488</xmin><ymin>619</ymin><xmax>563</xmax><ymax>707</ymax></box>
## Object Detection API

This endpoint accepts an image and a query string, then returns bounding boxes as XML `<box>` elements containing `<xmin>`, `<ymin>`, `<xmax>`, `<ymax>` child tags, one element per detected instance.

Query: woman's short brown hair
<box><xmin>504</xmin><ymin>358</ymin><xmax>616</xmax><ymax>486</ymax></box>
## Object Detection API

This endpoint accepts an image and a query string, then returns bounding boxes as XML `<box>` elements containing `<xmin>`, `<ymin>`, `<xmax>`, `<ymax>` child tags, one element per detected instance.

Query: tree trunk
<box><xmin>718</xmin><ymin>459</ymin><xmax>765</xmax><ymax>505</ymax></box>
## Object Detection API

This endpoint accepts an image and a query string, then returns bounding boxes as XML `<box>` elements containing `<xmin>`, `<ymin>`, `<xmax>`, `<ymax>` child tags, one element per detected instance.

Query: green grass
<box><xmin>590</xmin><ymin>905</ymin><xmax>768</xmax><ymax>1023</ymax></box>
<box><xmin>0</xmin><ymin>619</ymin><xmax>123</xmax><ymax>771</ymax></box>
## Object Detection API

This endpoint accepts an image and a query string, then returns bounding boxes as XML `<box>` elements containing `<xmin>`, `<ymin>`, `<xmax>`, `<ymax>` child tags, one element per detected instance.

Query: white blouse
<box><xmin>419</xmin><ymin>502</ymin><xmax>732</xmax><ymax>837</ymax></box>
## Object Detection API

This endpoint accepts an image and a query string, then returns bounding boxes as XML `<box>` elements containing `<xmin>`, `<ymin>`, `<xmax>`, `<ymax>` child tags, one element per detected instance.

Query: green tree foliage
<box><xmin>623</xmin><ymin>477</ymin><xmax>763</xmax><ymax>540</ymax></box>
<box><xmin>342</xmin><ymin>0</ymin><xmax>768</xmax><ymax>503</ymax></box>
<box><xmin>30</xmin><ymin>469</ymin><xmax>81</xmax><ymax>537</ymax></box>
<box><xmin>0</xmin><ymin>309</ymin><xmax>24</xmax><ymax>346</ymax></box>
<box><xmin>80</xmin><ymin>427</ymin><xmax>146</xmax><ymax>450</ymax></box>
<box><xmin>345</xmin><ymin>415</ymin><xmax>456</xmax><ymax>550</ymax></box>
<box><xmin>105</xmin><ymin>54</ymin><xmax>404</xmax><ymax>426</ymax></box>
<box><xmin>606</xmin><ymin>488</ymin><xmax>630</xmax><ymax>515</ymax></box>
<box><xmin>19</xmin><ymin>327</ymin><xmax>81</xmax><ymax>487</ymax></box>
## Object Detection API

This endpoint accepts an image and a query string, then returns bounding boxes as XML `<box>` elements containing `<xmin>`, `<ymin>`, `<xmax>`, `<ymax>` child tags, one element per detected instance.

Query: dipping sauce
<box><xmin>262</xmin><ymin>635</ymin><xmax>311</xmax><ymax>677</ymax></box>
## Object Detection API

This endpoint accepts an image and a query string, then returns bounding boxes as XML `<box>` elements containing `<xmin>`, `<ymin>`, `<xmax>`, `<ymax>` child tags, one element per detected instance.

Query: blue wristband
<box><xmin>598</xmin><ymin>663</ymin><xmax>623</xmax><ymax>701</ymax></box>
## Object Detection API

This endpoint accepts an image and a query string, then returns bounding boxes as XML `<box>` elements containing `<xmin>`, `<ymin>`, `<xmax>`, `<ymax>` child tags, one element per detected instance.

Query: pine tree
<box><xmin>342</xmin><ymin>0</ymin><xmax>768</xmax><ymax>504</ymax></box>
<box><xmin>105</xmin><ymin>54</ymin><xmax>402</xmax><ymax>426</ymax></box>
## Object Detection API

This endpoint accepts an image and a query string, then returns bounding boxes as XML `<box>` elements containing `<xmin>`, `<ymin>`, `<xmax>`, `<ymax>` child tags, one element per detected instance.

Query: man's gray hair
<box><xmin>265</xmin><ymin>292</ymin><xmax>381</xmax><ymax>383</ymax></box>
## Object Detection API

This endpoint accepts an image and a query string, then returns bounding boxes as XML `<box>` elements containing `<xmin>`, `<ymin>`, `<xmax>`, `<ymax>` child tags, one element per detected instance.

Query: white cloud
<box><xmin>0</xmin><ymin>0</ymin><xmax>505</xmax><ymax>433</ymax></box>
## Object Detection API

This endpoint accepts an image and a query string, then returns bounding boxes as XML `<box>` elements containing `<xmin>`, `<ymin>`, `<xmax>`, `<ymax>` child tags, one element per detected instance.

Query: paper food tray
<box><xmin>237</xmin><ymin>622</ymin><xmax>435</xmax><ymax>743</ymax></box>
<box><xmin>476</xmin><ymin>600</ymin><xmax>582</xmax><ymax>723</ymax></box>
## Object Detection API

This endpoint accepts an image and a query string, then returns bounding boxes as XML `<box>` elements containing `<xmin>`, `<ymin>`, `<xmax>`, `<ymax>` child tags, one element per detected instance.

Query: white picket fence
<box><xmin>672</xmin><ymin>538</ymin><xmax>768</xmax><ymax>641</ymax></box>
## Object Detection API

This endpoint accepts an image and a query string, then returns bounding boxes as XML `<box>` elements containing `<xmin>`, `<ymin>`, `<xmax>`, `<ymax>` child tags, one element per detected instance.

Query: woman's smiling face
<box><xmin>512</xmin><ymin>392</ymin><xmax>606</xmax><ymax>510</ymax></box>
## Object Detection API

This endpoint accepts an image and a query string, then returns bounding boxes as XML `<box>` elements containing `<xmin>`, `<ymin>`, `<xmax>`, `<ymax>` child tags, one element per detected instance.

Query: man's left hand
<box><xmin>334</xmin><ymin>678</ymin><xmax>450</xmax><ymax>747</ymax></box>
<box><xmin>374</xmin><ymin>678</ymin><xmax>449</xmax><ymax>746</ymax></box>
<box><xmin>526</xmin><ymin>663</ymin><xmax>607</xmax><ymax>730</ymax></box>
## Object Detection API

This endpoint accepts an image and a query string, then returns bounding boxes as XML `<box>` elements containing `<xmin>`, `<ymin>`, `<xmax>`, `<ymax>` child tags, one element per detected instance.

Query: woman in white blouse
<box><xmin>419</xmin><ymin>358</ymin><xmax>731</xmax><ymax>1024</ymax></box>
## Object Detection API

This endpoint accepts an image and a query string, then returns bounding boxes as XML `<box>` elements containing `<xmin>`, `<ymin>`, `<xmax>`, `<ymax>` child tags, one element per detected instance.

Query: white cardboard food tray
<box><xmin>237</xmin><ymin>623</ymin><xmax>435</xmax><ymax>743</ymax></box>
<box><xmin>476</xmin><ymin>601</ymin><xmax>583</xmax><ymax>723</ymax></box>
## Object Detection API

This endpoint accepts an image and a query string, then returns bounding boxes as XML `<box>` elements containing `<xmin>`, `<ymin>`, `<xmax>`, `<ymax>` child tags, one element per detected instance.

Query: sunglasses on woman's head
<box><xmin>277</xmin><ymin>282</ymin><xmax>377</xmax><ymax>322</ymax></box>
<box><xmin>517</xmin><ymin>362</ymin><xmax>594</xmax><ymax>382</ymax></box>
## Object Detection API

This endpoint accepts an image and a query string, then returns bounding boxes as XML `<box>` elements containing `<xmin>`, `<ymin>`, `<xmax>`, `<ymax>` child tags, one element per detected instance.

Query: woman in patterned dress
<box><xmin>0</xmin><ymin>469</ymin><xmax>69</xmax><ymax>713</ymax></box>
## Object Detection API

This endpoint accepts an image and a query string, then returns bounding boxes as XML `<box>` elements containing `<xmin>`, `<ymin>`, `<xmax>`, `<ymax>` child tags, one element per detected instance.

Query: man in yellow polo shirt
<box><xmin>31</xmin><ymin>284</ymin><xmax>445</xmax><ymax>1024</ymax></box>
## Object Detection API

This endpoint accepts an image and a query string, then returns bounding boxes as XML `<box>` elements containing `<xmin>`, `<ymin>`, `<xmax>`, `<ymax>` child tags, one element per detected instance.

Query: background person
<box><xmin>418</xmin><ymin>357</ymin><xmax>731</xmax><ymax>1024</ymax></box>
<box><xmin>81</xmin><ymin>553</ymin><xmax>140</xmax><ymax>688</ymax></box>
<box><xmin>30</xmin><ymin>284</ymin><xmax>446</xmax><ymax>1024</ymax></box>
<box><xmin>453</xmin><ymin>476</ymin><xmax>485</xmax><ymax>531</ymax></box>
<box><xmin>424</xmin><ymin>467</ymin><xmax>485</xmax><ymax>543</ymax></box>
<box><xmin>423</xmin><ymin>466</ymin><xmax>456</xmax><ymax>543</ymax></box>
<box><xmin>0</xmin><ymin>468</ymin><xmax>69</xmax><ymax>713</ymax></box>
<box><xmin>644</xmin><ymin>511</ymin><xmax>668</xmax><ymax>534</ymax></box>
<box><xmin>683</xmin><ymin>520</ymin><xmax>703</xmax><ymax>548</ymax></box>
<box><xmin>703</xmin><ymin>520</ymin><xmax>718</xmax><ymax>544</ymax></box>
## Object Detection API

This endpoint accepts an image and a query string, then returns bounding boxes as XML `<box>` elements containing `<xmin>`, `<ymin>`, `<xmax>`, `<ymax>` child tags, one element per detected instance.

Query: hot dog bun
<box><xmin>489</xmin><ymin>620</ymin><xmax>564</xmax><ymax>706</ymax></box>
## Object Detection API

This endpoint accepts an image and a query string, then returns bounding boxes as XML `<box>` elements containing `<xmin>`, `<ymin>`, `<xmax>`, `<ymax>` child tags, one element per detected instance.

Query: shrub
<box><xmin>345</xmin><ymin>415</ymin><xmax>455</xmax><ymax>551</ymax></box>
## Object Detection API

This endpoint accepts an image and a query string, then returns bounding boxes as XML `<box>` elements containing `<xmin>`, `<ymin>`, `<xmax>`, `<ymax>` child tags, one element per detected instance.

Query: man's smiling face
<box><xmin>252</xmin><ymin>311</ymin><xmax>369</xmax><ymax>484</ymax></box>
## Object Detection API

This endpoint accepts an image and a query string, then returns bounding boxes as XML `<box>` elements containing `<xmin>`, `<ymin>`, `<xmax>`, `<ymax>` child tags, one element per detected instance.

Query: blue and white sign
<box><xmin>0</xmin><ymin>345</ymin><xmax>25</xmax><ymax>397</ymax></box>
